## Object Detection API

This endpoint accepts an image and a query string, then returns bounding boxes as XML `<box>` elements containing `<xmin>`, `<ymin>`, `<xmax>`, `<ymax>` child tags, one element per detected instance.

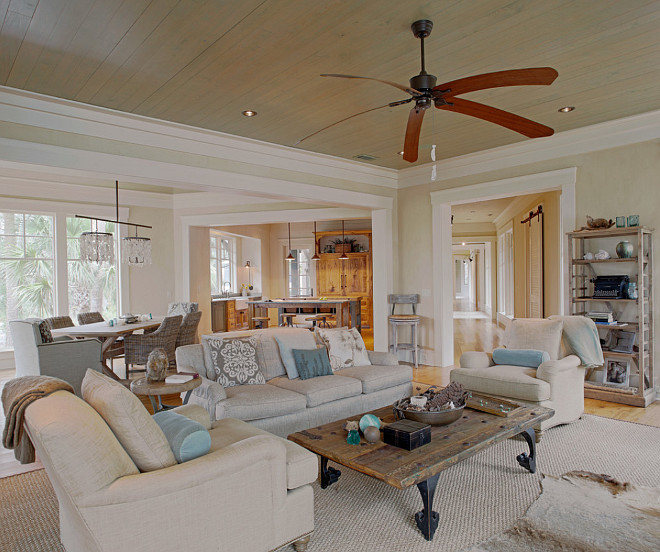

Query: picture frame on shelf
<box><xmin>610</xmin><ymin>330</ymin><xmax>636</xmax><ymax>354</ymax></box>
<box><xmin>604</xmin><ymin>358</ymin><xmax>631</xmax><ymax>387</ymax></box>
<box><xmin>615</xmin><ymin>216</ymin><xmax>626</xmax><ymax>228</ymax></box>
<box><xmin>627</xmin><ymin>215</ymin><xmax>639</xmax><ymax>227</ymax></box>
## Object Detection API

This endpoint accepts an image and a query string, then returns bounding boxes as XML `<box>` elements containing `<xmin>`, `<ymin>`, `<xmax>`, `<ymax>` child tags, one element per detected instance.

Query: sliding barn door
<box><xmin>526</xmin><ymin>212</ymin><xmax>544</xmax><ymax>318</ymax></box>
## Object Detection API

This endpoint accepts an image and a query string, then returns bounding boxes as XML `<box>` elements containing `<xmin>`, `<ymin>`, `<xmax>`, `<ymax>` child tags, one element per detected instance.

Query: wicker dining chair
<box><xmin>77</xmin><ymin>311</ymin><xmax>125</xmax><ymax>360</ymax></box>
<box><xmin>123</xmin><ymin>315</ymin><xmax>182</xmax><ymax>375</ymax></box>
<box><xmin>176</xmin><ymin>311</ymin><xmax>202</xmax><ymax>349</ymax></box>
<box><xmin>77</xmin><ymin>311</ymin><xmax>104</xmax><ymax>325</ymax></box>
<box><xmin>43</xmin><ymin>316</ymin><xmax>75</xmax><ymax>331</ymax></box>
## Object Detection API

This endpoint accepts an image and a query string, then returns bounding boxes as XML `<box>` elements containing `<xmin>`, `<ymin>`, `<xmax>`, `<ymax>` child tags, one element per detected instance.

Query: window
<box><xmin>0</xmin><ymin>212</ymin><xmax>55</xmax><ymax>348</ymax></box>
<box><xmin>287</xmin><ymin>249</ymin><xmax>314</xmax><ymax>297</ymax></box>
<box><xmin>66</xmin><ymin>217</ymin><xmax>118</xmax><ymax>321</ymax></box>
<box><xmin>0</xmin><ymin>210</ymin><xmax>122</xmax><ymax>350</ymax></box>
<box><xmin>210</xmin><ymin>233</ymin><xmax>236</xmax><ymax>294</ymax></box>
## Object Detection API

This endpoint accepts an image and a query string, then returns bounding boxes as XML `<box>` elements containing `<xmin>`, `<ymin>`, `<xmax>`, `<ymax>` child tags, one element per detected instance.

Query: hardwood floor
<box><xmin>1</xmin><ymin>318</ymin><xmax>658</xmax><ymax>479</ymax></box>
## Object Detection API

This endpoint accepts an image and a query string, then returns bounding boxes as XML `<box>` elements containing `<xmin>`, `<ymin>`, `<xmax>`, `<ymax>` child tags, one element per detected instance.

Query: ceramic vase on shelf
<box><xmin>615</xmin><ymin>240</ymin><xmax>634</xmax><ymax>259</ymax></box>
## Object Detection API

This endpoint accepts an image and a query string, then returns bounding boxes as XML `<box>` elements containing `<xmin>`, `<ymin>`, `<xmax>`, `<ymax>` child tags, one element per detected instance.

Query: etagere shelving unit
<box><xmin>567</xmin><ymin>226</ymin><xmax>655</xmax><ymax>406</ymax></box>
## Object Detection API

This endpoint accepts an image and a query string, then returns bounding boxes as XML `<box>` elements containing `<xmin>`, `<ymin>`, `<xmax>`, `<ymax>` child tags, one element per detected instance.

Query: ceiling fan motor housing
<box><xmin>410</xmin><ymin>73</ymin><xmax>437</xmax><ymax>92</ymax></box>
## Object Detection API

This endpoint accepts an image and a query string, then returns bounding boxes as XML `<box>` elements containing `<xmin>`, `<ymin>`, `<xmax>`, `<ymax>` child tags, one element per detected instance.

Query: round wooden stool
<box><xmin>252</xmin><ymin>316</ymin><xmax>270</xmax><ymax>329</ymax></box>
<box><xmin>306</xmin><ymin>314</ymin><xmax>334</xmax><ymax>328</ymax></box>
<box><xmin>280</xmin><ymin>313</ymin><xmax>296</xmax><ymax>327</ymax></box>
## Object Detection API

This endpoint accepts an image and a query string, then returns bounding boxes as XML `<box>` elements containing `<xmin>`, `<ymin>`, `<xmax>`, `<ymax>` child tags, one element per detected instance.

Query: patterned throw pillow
<box><xmin>38</xmin><ymin>320</ymin><xmax>53</xmax><ymax>343</ymax></box>
<box><xmin>315</xmin><ymin>327</ymin><xmax>371</xmax><ymax>371</ymax></box>
<box><xmin>205</xmin><ymin>335</ymin><xmax>266</xmax><ymax>387</ymax></box>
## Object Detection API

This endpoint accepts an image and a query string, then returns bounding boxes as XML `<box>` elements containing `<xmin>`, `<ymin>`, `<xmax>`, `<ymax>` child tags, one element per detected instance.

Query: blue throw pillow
<box><xmin>152</xmin><ymin>411</ymin><xmax>211</xmax><ymax>463</ymax></box>
<box><xmin>292</xmin><ymin>347</ymin><xmax>333</xmax><ymax>380</ymax></box>
<box><xmin>492</xmin><ymin>348</ymin><xmax>550</xmax><ymax>368</ymax></box>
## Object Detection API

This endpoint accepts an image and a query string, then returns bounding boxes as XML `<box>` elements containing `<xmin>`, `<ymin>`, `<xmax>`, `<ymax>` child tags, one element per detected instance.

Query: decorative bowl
<box><xmin>392</xmin><ymin>399</ymin><xmax>466</xmax><ymax>426</ymax></box>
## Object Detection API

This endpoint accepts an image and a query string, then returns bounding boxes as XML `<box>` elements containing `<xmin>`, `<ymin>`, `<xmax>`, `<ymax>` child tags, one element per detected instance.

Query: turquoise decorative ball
<box><xmin>359</xmin><ymin>414</ymin><xmax>381</xmax><ymax>433</ymax></box>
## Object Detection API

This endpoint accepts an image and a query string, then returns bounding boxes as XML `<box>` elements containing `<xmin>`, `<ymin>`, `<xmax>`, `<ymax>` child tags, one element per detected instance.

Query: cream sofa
<box><xmin>24</xmin><ymin>388</ymin><xmax>317</xmax><ymax>552</ymax></box>
<box><xmin>450</xmin><ymin>317</ymin><xmax>590</xmax><ymax>432</ymax></box>
<box><xmin>176</xmin><ymin>327</ymin><xmax>413</xmax><ymax>437</ymax></box>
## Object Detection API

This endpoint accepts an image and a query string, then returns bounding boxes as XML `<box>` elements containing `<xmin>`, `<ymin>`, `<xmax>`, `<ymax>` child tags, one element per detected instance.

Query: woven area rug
<box><xmin>2</xmin><ymin>414</ymin><xmax>660</xmax><ymax>552</ymax></box>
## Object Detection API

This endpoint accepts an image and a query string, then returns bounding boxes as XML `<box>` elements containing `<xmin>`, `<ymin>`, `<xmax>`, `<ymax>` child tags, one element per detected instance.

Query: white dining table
<box><xmin>50</xmin><ymin>317</ymin><xmax>164</xmax><ymax>381</ymax></box>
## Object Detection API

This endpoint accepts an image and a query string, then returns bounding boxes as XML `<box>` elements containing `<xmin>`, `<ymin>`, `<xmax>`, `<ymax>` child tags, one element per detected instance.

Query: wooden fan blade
<box><xmin>321</xmin><ymin>74</ymin><xmax>422</xmax><ymax>96</ymax></box>
<box><xmin>403</xmin><ymin>107</ymin><xmax>426</xmax><ymax>162</ymax></box>
<box><xmin>436</xmin><ymin>97</ymin><xmax>554</xmax><ymax>138</ymax></box>
<box><xmin>433</xmin><ymin>67</ymin><xmax>558</xmax><ymax>97</ymax></box>
<box><xmin>295</xmin><ymin>99</ymin><xmax>411</xmax><ymax>146</ymax></box>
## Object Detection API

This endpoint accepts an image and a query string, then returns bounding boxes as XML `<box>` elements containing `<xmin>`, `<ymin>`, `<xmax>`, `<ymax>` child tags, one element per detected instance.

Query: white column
<box><xmin>431</xmin><ymin>201</ymin><xmax>455</xmax><ymax>366</ymax></box>
<box><xmin>371</xmin><ymin>208</ymin><xmax>394</xmax><ymax>352</ymax></box>
<box><xmin>54</xmin><ymin>214</ymin><xmax>68</xmax><ymax>315</ymax></box>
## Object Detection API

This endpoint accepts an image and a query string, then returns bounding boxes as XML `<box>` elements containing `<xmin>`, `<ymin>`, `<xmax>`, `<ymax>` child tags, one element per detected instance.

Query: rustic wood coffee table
<box><xmin>288</xmin><ymin>400</ymin><xmax>553</xmax><ymax>541</ymax></box>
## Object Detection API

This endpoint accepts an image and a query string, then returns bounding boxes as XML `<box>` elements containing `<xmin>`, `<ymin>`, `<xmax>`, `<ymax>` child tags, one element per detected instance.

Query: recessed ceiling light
<box><xmin>462</xmin><ymin>242</ymin><xmax>466</xmax><ymax>246</ymax></box>
<box><xmin>242</xmin><ymin>110</ymin><xmax>257</xmax><ymax>117</ymax></box>
<box><xmin>558</xmin><ymin>106</ymin><xmax>575</xmax><ymax>113</ymax></box>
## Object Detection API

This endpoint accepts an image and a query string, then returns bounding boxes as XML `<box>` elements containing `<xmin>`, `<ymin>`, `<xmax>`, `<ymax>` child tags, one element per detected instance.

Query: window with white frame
<box><xmin>287</xmin><ymin>249</ymin><xmax>315</xmax><ymax>297</ymax></box>
<box><xmin>0</xmin><ymin>212</ymin><xmax>55</xmax><ymax>348</ymax></box>
<box><xmin>497</xmin><ymin>229</ymin><xmax>514</xmax><ymax>317</ymax></box>
<box><xmin>66</xmin><ymin>216</ymin><xmax>119</xmax><ymax>322</ymax></box>
<box><xmin>210</xmin><ymin>233</ymin><xmax>237</xmax><ymax>294</ymax></box>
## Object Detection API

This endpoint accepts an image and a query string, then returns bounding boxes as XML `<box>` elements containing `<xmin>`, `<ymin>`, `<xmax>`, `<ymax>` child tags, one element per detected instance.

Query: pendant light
<box><xmin>311</xmin><ymin>221</ymin><xmax>320</xmax><ymax>261</ymax></box>
<box><xmin>339</xmin><ymin>220</ymin><xmax>349</xmax><ymax>260</ymax></box>
<box><xmin>78</xmin><ymin>181</ymin><xmax>152</xmax><ymax>266</ymax></box>
<box><xmin>286</xmin><ymin>223</ymin><xmax>295</xmax><ymax>262</ymax></box>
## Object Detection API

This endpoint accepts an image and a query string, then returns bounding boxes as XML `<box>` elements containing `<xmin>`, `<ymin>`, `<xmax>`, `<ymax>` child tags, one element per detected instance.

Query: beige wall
<box><xmin>398</xmin><ymin>139</ymin><xmax>660</xmax><ymax>370</ymax></box>
<box><xmin>188</xmin><ymin>226</ymin><xmax>212</xmax><ymax>336</ymax></box>
<box><xmin>127</xmin><ymin>206</ymin><xmax>176</xmax><ymax>316</ymax></box>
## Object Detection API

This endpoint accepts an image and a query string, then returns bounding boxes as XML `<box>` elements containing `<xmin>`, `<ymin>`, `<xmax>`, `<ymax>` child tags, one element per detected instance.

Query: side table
<box><xmin>130</xmin><ymin>376</ymin><xmax>202</xmax><ymax>413</ymax></box>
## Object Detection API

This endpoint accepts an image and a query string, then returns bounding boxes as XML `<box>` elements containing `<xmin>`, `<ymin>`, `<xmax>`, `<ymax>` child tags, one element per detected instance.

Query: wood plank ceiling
<box><xmin>1</xmin><ymin>0</ymin><xmax>659</xmax><ymax>169</ymax></box>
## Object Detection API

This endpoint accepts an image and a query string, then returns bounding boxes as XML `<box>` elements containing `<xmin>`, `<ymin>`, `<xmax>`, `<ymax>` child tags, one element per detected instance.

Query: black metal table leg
<box><xmin>516</xmin><ymin>427</ymin><xmax>537</xmax><ymax>473</ymax></box>
<box><xmin>320</xmin><ymin>456</ymin><xmax>341</xmax><ymax>489</ymax></box>
<box><xmin>415</xmin><ymin>474</ymin><xmax>440</xmax><ymax>541</ymax></box>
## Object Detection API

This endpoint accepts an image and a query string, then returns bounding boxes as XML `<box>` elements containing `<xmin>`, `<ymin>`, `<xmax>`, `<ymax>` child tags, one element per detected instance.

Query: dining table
<box><xmin>50</xmin><ymin>317</ymin><xmax>164</xmax><ymax>381</ymax></box>
<box><xmin>247</xmin><ymin>298</ymin><xmax>362</xmax><ymax>331</ymax></box>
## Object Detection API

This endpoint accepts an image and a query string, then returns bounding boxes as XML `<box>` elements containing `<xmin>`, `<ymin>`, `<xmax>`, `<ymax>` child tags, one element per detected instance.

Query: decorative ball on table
<box><xmin>363</xmin><ymin>425</ymin><xmax>381</xmax><ymax>443</ymax></box>
<box><xmin>359</xmin><ymin>414</ymin><xmax>381</xmax><ymax>433</ymax></box>
<box><xmin>146</xmin><ymin>348</ymin><xmax>168</xmax><ymax>382</ymax></box>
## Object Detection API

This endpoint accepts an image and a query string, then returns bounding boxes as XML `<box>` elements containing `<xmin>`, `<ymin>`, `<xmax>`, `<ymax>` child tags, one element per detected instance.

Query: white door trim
<box><xmin>430</xmin><ymin>168</ymin><xmax>577</xmax><ymax>366</ymax></box>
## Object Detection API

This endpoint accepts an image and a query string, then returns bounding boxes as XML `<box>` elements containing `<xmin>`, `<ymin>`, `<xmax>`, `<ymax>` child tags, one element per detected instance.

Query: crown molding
<box><xmin>399</xmin><ymin>109</ymin><xmax>660</xmax><ymax>188</ymax></box>
<box><xmin>0</xmin><ymin>175</ymin><xmax>173</xmax><ymax>208</ymax></box>
<box><xmin>0</xmin><ymin>86</ymin><xmax>398</xmax><ymax>190</ymax></box>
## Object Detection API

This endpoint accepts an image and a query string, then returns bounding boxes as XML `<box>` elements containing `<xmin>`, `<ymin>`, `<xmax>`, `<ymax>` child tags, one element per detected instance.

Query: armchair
<box><xmin>9</xmin><ymin>319</ymin><xmax>103</xmax><ymax>396</ymax></box>
<box><xmin>451</xmin><ymin>317</ymin><xmax>590</xmax><ymax>432</ymax></box>
<box><xmin>23</xmin><ymin>389</ymin><xmax>316</xmax><ymax>552</ymax></box>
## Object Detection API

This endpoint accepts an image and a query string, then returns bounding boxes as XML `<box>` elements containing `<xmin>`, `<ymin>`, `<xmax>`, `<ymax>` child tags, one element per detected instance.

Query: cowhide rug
<box><xmin>465</xmin><ymin>471</ymin><xmax>660</xmax><ymax>552</ymax></box>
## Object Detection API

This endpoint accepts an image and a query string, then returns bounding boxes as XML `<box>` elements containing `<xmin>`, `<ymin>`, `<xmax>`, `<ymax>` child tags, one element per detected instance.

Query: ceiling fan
<box><xmin>298</xmin><ymin>20</ymin><xmax>558</xmax><ymax>163</ymax></box>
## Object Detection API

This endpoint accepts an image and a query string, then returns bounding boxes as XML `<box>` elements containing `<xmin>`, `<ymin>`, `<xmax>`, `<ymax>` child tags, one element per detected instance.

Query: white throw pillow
<box><xmin>81</xmin><ymin>369</ymin><xmax>176</xmax><ymax>472</ymax></box>
<box><xmin>316</xmin><ymin>327</ymin><xmax>371</xmax><ymax>371</ymax></box>
<box><xmin>274</xmin><ymin>330</ymin><xmax>318</xmax><ymax>379</ymax></box>
<box><xmin>504</xmin><ymin>318</ymin><xmax>564</xmax><ymax>361</ymax></box>
<box><xmin>205</xmin><ymin>335</ymin><xmax>266</xmax><ymax>387</ymax></box>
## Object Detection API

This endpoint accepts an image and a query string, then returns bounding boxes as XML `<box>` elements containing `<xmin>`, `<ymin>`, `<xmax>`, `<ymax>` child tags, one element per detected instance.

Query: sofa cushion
<box><xmin>81</xmin><ymin>369</ymin><xmax>176</xmax><ymax>472</ymax></box>
<box><xmin>492</xmin><ymin>348</ymin><xmax>550</xmax><ymax>368</ymax></box>
<box><xmin>450</xmin><ymin>365</ymin><xmax>551</xmax><ymax>402</ymax></box>
<box><xmin>504</xmin><ymin>318</ymin><xmax>564</xmax><ymax>361</ymax></box>
<box><xmin>152</xmin><ymin>411</ymin><xmax>211</xmax><ymax>463</ymax></box>
<box><xmin>210</xmin><ymin>418</ymin><xmax>318</xmax><ymax>490</ymax></box>
<box><xmin>315</xmin><ymin>327</ymin><xmax>371</xmax><ymax>371</ymax></box>
<box><xmin>274</xmin><ymin>331</ymin><xmax>318</xmax><ymax>379</ymax></box>
<box><xmin>254</xmin><ymin>332</ymin><xmax>287</xmax><ymax>380</ymax></box>
<box><xmin>205</xmin><ymin>335</ymin><xmax>266</xmax><ymax>387</ymax></box>
<box><xmin>338</xmin><ymin>364</ymin><xmax>413</xmax><ymax>394</ymax></box>
<box><xmin>268</xmin><ymin>374</ymin><xmax>362</xmax><ymax>408</ymax></box>
<box><xmin>220</xmin><ymin>384</ymin><xmax>307</xmax><ymax>421</ymax></box>
<box><xmin>293</xmin><ymin>347</ymin><xmax>333</xmax><ymax>380</ymax></box>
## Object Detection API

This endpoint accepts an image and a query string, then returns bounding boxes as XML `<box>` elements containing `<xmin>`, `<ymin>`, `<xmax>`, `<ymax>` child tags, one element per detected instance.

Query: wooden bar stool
<box><xmin>280</xmin><ymin>313</ymin><xmax>296</xmax><ymax>327</ymax></box>
<box><xmin>252</xmin><ymin>316</ymin><xmax>270</xmax><ymax>329</ymax></box>
<box><xmin>388</xmin><ymin>294</ymin><xmax>421</xmax><ymax>368</ymax></box>
<box><xmin>305</xmin><ymin>314</ymin><xmax>333</xmax><ymax>328</ymax></box>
